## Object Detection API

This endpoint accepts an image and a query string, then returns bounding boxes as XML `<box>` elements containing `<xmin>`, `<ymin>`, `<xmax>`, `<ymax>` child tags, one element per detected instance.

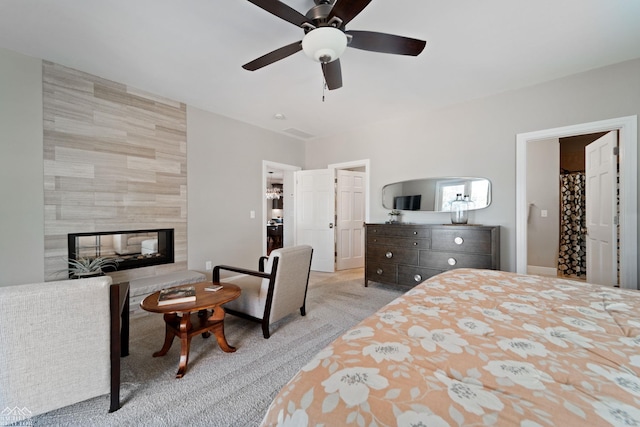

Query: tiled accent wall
<box><xmin>43</xmin><ymin>61</ymin><xmax>188</xmax><ymax>282</ymax></box>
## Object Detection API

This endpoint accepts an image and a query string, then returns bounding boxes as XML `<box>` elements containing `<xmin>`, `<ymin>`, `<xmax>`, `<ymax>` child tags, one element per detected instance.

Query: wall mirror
<box><xmin>382</xmin><ymin>177</ymin><xmax>491</xmax><ymax>212</ymax></box>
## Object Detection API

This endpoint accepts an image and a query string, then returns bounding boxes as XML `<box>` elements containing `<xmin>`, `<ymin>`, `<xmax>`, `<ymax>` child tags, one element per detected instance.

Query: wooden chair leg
<box><xmin>300</xmin><ymin>305</ymin><xmax>306</xmax><ymax>316</ymax></box>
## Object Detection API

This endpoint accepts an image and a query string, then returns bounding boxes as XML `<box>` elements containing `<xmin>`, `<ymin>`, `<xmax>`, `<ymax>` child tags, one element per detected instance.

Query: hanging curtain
<box><xmin>558</xmin><ymin>172</ymin><xmax>586</xmax><ymax>277</ymax></box>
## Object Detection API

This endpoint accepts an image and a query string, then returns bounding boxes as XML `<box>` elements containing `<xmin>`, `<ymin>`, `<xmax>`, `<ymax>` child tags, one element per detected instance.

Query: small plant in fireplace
<box><xmin>66</xmin><ymin>256</ymin><xmax>119</xmax><ymax>279</ymax></box>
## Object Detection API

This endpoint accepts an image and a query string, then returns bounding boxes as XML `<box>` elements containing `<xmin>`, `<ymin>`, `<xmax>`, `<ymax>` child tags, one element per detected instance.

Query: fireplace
<box><xmin>67</xmin><ymin>229</ymin><xmax>175</xmax><ymax>275</ymax></box>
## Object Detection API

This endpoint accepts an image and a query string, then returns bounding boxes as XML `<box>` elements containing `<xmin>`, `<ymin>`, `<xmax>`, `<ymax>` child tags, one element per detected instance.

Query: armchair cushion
<box><xmin>222</xmin><ymin>274</ymin><xmax>264</xmax><ymax>318</ymax></box>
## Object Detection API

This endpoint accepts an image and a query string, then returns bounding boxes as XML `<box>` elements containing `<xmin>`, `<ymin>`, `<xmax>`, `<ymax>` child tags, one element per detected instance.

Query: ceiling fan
<box><xmin>242</xmin><ymin>0</ymin><xmax>426</xmax><ymax>90</ymax></box>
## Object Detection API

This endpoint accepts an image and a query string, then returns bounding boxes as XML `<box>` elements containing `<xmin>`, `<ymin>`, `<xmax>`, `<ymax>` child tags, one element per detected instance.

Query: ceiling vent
<box><xmin>283</xmin><ymin>128</ymin><xmax>315</xmax><ymax>139</ymax></box>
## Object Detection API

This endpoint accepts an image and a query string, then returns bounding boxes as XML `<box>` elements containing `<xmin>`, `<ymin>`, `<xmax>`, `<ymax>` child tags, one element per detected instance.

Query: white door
<box><xmin>585</xmin><ymin>131</ymin><xmax>618</xmax><ymax>286</ymax></box>
<box><xmin>296</xmin><ymin>169</ymin><xmax>335</xmax><ymax>272</ymax></box>
<box><xmin>336</xmin><ymin>170</ymin><xmax>365</xmax><ymax>270</ymax></box>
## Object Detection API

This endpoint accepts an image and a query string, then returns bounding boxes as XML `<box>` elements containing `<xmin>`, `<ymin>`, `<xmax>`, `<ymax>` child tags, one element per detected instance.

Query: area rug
<box><xmin>31</xmin><ymin>269</ymin><xmax>403</xmax><ymax>427</ymax></box>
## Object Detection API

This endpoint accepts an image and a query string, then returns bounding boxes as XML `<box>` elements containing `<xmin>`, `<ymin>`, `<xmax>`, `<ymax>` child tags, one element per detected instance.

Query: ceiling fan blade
<box><xmin>246</xmin><ymin>0</ymin><xmax>312</xmax><ymax>27</ymax></box>
<box><xmin>242</xmin><ymin>41</ymin><xmax>302</xmax><ymax>71</ymax></box>
<box><xmin>327</xmin><ymin>0</ymin><xmax>373</xmax><ymax>27</ymax></box>
<box><xmin>346</xmin><ymin>30</ymin><xmax>426</xmax><ymax>56</ymax></box>
<box><xmin>322</xmin><ymin>59</ymin><xmax>343</xmax><ymax>90</ymax></box>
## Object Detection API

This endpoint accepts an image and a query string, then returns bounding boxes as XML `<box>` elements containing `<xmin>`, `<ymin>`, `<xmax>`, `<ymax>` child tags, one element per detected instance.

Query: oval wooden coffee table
<box><xmin>140</xmin><ymin>282</ymin><xmax>241</xmax><ymax>378</ymax></box>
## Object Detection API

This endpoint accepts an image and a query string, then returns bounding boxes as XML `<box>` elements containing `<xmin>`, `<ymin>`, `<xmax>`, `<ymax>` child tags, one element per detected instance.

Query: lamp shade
<box><xmin>301</xmin><ymin>27</ymin><xmax>347</xmax><ymax>63</ymax></box>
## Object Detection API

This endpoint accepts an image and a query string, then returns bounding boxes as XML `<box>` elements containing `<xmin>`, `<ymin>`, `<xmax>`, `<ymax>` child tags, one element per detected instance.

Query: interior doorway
<box><xmin>516</xmin><ymin>116</ymin><xmax>638</xmax><ymax>288</ymax></box>
<box><xmin>262</xmin><ymin>161</ymin><xmax>301</xmax><ymax>255</ymax></box>
<box><xmin>263</xmin><ymin>160</ymin><xmax>370</xmax><ymax>270</ymax></box>
<box><xmin>276</xmin><ymin>159</ymin><xmax>370</xmax><ymax>273</ymax></box>
<box><xmin>525</xmin><ymin>132</ymin><xmax>612</xmax><ymax>281</ymax></box>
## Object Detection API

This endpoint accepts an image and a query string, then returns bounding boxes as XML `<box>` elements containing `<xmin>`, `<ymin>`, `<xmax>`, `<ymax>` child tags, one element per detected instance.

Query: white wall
<box><xmin>305</xmin><ymin>58</ymin><xmax>640</xmax><ymax>272</ymax></box>
<box><xmin>0</xmin><ymin>49</ymin><xmax>44</xmax><ymax>286</ymax></box>
<box><xmin>186</xmin><ymin>106</ymin><xmax>304</xmax><ymax>276</ymax></box>
<box><xmin>526</xmin><ymin>138</ymin><xmax>559</xmax><ymax>270</ymax></box>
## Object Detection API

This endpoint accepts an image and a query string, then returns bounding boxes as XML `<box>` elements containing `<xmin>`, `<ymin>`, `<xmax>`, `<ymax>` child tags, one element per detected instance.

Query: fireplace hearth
<box><xmin>67</xmin><ymin>229</ymin><xmax>174</xmax><ymax>276</ymax></box>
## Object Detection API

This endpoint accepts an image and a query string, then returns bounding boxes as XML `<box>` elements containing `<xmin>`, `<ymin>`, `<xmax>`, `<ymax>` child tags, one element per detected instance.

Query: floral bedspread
<box><xmin>260</xmin><ymin>268</ymin><xmax>640</xmax><ymax>427</ymax></box>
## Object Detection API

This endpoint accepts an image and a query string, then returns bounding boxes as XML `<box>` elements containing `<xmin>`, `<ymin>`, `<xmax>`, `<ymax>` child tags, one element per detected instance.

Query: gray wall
<box><xmin>526</xmin><ymin>138</ymin><xmax>559</xmax><ymax>269</ymax></box>
<box><xmin>305</xmin><ymin>58</ymin><xmax>640</xmax><ymax>272</ymax></box>
<box><xmin>0</xmin><ymin>49</ymin><xmax>44</xmax><ymax>285</ymax></box>
<box><xmin>186</xmin><ymin>106</ymin><xmax>304</xmax><ymax>277</ymax></box>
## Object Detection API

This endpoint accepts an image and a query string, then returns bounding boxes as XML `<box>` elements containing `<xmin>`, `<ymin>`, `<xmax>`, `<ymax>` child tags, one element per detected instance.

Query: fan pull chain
<box><xmin>322</xmin><ymin>81</ymin><xmax>326</xmax><ymax>102</ymax></box>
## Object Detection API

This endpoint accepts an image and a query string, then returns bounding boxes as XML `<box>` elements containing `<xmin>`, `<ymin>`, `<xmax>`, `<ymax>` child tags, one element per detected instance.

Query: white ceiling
<box><xmin>1</xmin><ymin>0</ymin><xmax>640</xmax><ymax>141</ymax></box>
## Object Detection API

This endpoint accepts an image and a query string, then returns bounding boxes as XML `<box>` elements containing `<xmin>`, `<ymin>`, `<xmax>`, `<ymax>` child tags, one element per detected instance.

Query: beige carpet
<box><xmin>31</xmin><ymin>268</ymin><xmax>403</xmax><ymax>427</ymax></box>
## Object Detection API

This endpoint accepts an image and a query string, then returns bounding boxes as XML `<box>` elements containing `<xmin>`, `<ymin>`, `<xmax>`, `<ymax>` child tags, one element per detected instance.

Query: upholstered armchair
<box><xmin>0</xmin><ymin>276</ymin><xmax>127</xmax><ymax>423</ymax></box>
<box><xmin>213</xmin><ymin>245</ymin><xmax>313</xmax><ymax>339</ymax></box>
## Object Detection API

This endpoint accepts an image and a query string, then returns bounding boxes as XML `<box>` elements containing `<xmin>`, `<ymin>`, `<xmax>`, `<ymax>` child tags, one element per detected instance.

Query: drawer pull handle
<box><xmin>376</xmin><ymin>268</ymin><xmax>383</xmax><ymax>275</ymax></box>
<box><xmin>413</xmin><ymin>231</ymin><xmax>417</xmax><ymax>235</ymax></box>
<box><xmin>413</xmin><ymin>242</ymin><xmax>418</xmax><ymax>246</ymax></box>
<box><xmin>454</xmin><ymin>236</ymin><xmax>464</xmax><ymax>245</ymax></box>
<box><xmin>385</xmin><ymin>251</ymin><xmax>393</xmax><ymax>259</ymax></box>
<box><xmin>448</xmin><ymin>257</ymin><xmax>457</xmax><ymax>266</ymax></box>
<box><xmin>414</xmin><ymin>274</ymin><xmax>422</xmax><ymax>282</ymax></box>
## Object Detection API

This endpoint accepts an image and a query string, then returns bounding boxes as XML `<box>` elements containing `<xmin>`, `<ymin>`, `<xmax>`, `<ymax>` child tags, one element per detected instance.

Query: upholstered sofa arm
<box><xmin>0</xmin><ymin>276</ymin><xmax>113</xmax><ymax>422</ymax></box>
<box><xmin>212</xmin><ymin>264</ymin><xmax>271</xmax><ymax>282</ymax></box>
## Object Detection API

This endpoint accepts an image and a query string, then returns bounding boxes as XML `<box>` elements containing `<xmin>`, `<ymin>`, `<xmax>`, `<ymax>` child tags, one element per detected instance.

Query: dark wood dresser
<box><xmin>365</xmin><ymin>223</ymin><xmax>500</xmax><ymax>287</ymax></box>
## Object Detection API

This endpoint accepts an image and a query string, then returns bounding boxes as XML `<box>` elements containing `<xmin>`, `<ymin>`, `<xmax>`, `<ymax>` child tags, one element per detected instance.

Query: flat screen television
<box><xmin>393</xmin><ymin>195</ymin><xmax>422</xmax><ymax>211</ymax></box>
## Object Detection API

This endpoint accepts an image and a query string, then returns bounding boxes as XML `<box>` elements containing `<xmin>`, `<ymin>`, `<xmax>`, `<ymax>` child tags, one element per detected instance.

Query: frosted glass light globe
<box><xmin>302</xmin><ymin>27</ymin><xmax>347</xmax><ymax>63</ymax></box>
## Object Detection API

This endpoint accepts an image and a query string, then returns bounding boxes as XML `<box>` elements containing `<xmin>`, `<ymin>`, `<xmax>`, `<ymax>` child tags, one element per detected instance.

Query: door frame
<box><xmin>262</xmin><ymin>160</ymin><xmax>301</xmax><ymax>253</ymax></box>
<box><xmin>515</xmin><ymin>116</ymin><xmax>638</xmax><ymax>288</ymax></box>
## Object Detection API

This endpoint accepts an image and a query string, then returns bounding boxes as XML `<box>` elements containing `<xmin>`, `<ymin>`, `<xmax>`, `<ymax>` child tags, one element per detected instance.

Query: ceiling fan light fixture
<box><xmin>302</xmin><ymin>27</ymin><xmax>347</xmax><ymax>63</ymax></box>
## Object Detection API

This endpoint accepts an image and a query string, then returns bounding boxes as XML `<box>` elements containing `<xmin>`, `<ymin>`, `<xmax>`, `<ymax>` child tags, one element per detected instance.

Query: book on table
<box><xmin>157</xmin><ymin>286</ymin><xmax>196</xmax><ymax>305</ymax></box>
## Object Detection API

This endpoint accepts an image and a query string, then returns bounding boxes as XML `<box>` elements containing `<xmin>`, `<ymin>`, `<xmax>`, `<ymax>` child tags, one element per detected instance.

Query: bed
<box><xmin>261</xmin><ymin>268</ymin><xmax>640</xmax><ymax>426</ymax></box>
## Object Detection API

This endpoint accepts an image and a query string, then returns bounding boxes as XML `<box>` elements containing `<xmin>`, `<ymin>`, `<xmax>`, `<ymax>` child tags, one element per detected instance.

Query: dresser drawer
<box><xmin>366</xmin><ymin>262</ymin><xmax>397</xmax><ymax>284</ymax></box>
<box><xmin>368</xmin><ymin>246</ymin><xmax>418</xmax><ymax>265</ymax></box>
<box><xmin>398</xmin><ymin>265</ymin><xmax>441</xmax><ymax>286</ymax></box>
<box><xmin>431</xmin><ymin>228</ymin><xmax>493</xmax><ymax>253</ymax></box>
<box><xmin>419</xmin><ymin>251</ymin><xmax>493</xmax><ymax>270</ymax></box>
<box><xmin>385</xmin><ymin>226</ymin><xmax>431</xmax><ymax>238</ymax></box>
<box><xmin>367</xmin><ymin>235</ymin><xmax>430</xmax><ymax>249</ymax></box>
<box><xmin>367</xmin><ymin>225</ymin><xmax>431</xmax><ymax>238</ymax></box>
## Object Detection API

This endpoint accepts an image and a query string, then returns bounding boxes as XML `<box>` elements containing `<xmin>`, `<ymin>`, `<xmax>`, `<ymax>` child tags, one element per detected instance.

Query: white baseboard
<box><xmin>527</xmin><ymin>265</ymin><xmax>557</xmax><ymax>277</ymax></box>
